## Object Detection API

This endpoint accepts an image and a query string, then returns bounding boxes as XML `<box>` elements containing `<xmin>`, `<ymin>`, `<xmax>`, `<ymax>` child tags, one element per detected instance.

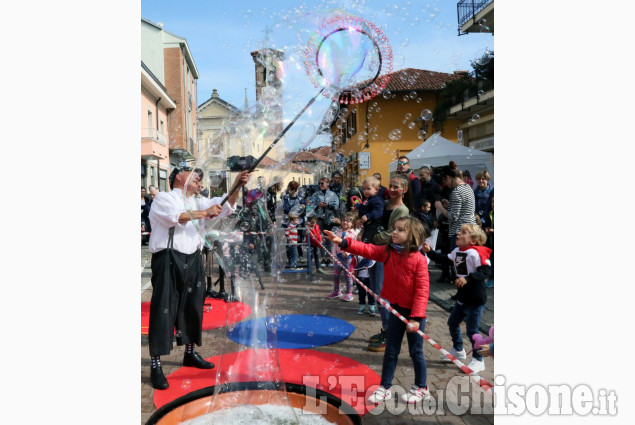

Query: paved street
<box><xmin>140</xmin><ymin>245</ymin><xmax>494</xmax><ymax>424</ymax></box>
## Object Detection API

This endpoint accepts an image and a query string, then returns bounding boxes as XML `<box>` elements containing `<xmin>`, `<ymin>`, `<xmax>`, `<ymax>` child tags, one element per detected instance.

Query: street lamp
<box><xmin>414</xmin><ymin>117</ymin><xmax>428</xmax><ymax>141</ymax></box>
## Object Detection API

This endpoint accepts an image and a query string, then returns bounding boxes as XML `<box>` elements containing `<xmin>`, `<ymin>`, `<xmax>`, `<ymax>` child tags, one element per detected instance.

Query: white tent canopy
<box><xmin>388</xmin><ymin>133</ymin><xmax>494</xmax><ymax>187</ymax></box>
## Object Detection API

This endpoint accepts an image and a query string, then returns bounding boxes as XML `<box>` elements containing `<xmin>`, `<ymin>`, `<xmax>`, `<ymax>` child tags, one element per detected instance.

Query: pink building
<box><xmin>141</xmin><ymin>62</ymin><xmax>175</xmax><ymax>191</ymax></box>
<box><xmin>141</xmin><ymin>18</ymin><xmax>200</xmax><ymax>190</ymax></box>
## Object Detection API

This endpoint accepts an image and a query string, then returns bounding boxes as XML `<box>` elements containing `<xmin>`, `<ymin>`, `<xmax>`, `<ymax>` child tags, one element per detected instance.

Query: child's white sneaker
<box><xmin>400</xmin><ymin>385</ymin><xmax>431</xmax><ymax>404</ymax></box>
<box><xmin>440</xmin><ymin>347</ymin><xmax>466</xmax><ymax>362</ymax></box>
<box><xmin>368</xmin><ymin>386</ymin><xmax>392</xmax><ymax>403</ymax></box>
<box><xmin>467</xmin><ymin>358</ymin><xmax>485</xmax><ymax>373</ymax></box>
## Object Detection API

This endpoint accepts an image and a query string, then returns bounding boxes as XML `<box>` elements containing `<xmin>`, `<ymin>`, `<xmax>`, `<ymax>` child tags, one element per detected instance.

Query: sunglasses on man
<box><xmin>397</xmin><ymin>161</ymin><xmax>409</xmax><ymax>165</ymax></box>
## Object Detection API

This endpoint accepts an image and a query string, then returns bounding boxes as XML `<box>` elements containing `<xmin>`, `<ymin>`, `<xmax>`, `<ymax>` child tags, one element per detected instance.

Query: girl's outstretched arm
<box><xmin>323</xmin><ymin>230</ymin><xmax>342</xmax><ymax>245</ymax></box>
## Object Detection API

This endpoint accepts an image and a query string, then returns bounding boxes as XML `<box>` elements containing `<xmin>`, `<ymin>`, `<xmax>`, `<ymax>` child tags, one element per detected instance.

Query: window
<box><xmin>349</xmin><ymin>109</ymin><xmax>357</xmax><ymax>136</ymax></box>
<box><xmin>159</xmin><ymin>169</ymin><xmax>167</xmax><ymax>192</ymax></box>
<box><xmin>147</xmin><ymin>110</ymin><xmax>153</xmax><ymax>130</ymax></box>
<box><xmin>340</xmin><ymin>122</ymin><xmax>347</xmax><ymax>146</ymax></box>
<box><xmin>160</xmin><ymin>120</ymin><xmax>164</xmax><ymax>134</ymax></box>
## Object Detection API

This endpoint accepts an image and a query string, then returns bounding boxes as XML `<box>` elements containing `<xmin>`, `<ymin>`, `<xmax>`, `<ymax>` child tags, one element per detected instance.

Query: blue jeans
<box><xmin>380</xmin><ymin>305</ymin><xmax>427</xmax><ymax>389</ymax></box>
<box><xmin>369</xmin><ymin>261</ymin><xmax>389</xmax><ymax>329</ymax></box>
<box><xmin>447</xmin><ymin>302</ymin><xmax>486</xmax><ymax>361</ymax></box>
<box><xmin>310</xmin><ymin>246</ymin><xmax>321</xmax><ymax>270</ymax></box>
<box><xmin>287</xmin><ymin>245</ymin><xmax>298</xmax><ymax>267</ymax></box>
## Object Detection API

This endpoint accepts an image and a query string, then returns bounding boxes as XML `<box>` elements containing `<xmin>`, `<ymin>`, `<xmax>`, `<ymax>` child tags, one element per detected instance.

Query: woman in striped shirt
<box><xmin>434</xmin><ymin>167</ymin><xmax>476</xmax><ymax>251</ymax></box>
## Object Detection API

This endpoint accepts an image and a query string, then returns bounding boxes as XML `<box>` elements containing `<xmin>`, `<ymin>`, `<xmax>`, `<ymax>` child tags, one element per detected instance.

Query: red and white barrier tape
<box><xmin>309</xmin><ymin>233</ymin><xmax>493</xmax><ymax>394</ymax></box>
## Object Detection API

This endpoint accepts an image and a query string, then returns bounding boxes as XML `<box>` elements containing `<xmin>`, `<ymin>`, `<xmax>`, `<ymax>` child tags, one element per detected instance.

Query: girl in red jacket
<box><xmin>324</xmin><ymin>216</ymin><xmax>431</xmax><ymax>404</ymax></box>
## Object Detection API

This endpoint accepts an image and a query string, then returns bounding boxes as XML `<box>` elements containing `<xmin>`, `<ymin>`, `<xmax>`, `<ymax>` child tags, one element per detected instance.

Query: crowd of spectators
<box><xmin>142</xmin><ymin>159</ymin><xmax>495</xmax><ymax>392</ymax></box>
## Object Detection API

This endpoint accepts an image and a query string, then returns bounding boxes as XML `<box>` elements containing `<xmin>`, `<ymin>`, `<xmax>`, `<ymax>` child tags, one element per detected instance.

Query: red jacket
<box><xmin>307</xmin><ymin>224</ymin><xmax>322</xmax><ymax>244</ymax></box>
<box><xmin>342</xmin><ymin>238</ymin><xmax>429</xmax><ymax>318</ymax></box>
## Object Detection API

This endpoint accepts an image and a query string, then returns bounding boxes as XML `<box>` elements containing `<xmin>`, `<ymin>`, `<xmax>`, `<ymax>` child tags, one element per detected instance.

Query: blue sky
<box><xmin>141</xmin><ymin>0</ymin><xmax>493</xmax><ymax>114</ymax></box>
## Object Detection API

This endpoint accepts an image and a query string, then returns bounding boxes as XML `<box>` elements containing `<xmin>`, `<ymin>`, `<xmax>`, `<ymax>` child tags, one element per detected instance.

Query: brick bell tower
<box><xmin>250</xmin><ymin>48</ymin><xmax>285</xmax><ymax>142</ymax></box>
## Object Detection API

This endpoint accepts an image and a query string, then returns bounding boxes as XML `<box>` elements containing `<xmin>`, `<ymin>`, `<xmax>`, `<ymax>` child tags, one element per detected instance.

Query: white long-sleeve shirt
<box><xmin>148</xmin><ymin>188</ymin><xmax>236</xmax><ymax>254</ymax></box>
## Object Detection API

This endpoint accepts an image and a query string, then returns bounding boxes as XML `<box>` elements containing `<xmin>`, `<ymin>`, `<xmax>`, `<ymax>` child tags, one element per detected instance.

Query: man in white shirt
<box><xmin>147</xmin><ymin>165</ymin><xmax>250</xmax><ymax>390</ymax></box>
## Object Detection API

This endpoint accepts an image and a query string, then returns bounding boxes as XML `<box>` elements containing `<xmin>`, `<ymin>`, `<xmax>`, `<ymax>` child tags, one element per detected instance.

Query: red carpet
<box><xmin>141</xmin><ymin>299</ymin><xmax>251</xmax><ymax>335</ymax></box>
<box><xmin>153</xmin><ymin>348</ymin><xmax>381</xmax><ymax>415</ymax></box>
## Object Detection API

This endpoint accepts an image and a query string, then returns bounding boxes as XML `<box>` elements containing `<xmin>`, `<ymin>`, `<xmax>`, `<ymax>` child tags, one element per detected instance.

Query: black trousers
<box><xmin>148</xmin><ymin>248</ymin><xmax>206</xmax><ymax>357</ymax></box>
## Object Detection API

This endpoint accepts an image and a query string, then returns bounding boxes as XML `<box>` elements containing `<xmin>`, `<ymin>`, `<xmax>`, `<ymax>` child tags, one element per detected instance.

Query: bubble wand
<box><xmin>219</xmin><ymin>87</ymin><xmax>324</xmax><ymax>206</ymax></box>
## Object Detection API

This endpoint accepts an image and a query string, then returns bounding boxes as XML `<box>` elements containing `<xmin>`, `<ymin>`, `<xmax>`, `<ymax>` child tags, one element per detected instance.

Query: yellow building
<box><xmin>327</xmin><ymin>68</ymin><xmax>466</xmax><ymax>185</ymax></box>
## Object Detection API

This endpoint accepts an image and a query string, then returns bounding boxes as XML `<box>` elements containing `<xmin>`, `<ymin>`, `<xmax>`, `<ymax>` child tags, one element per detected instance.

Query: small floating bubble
<box><xmin>388</xmin><ymin>129</ymin><xmax>402</xmax><ymax>140</ymax></box>
<box><xmin>421</xmin><ymin>109</ymin><xmax>432</xmax><ymax>120</ymax></box>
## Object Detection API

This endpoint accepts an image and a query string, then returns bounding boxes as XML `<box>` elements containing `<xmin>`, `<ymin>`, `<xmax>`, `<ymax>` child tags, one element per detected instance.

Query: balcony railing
<box><xmin>447</xmin><ymin>79</ymin><xmax>494</xmax><ymax>106</ymax></box>
<box><xmin>141</xmin><ymin>128</ymin><xmax>167</xmax><ymax>146</ymax></box>
<box><xmin>457</xmin><ymin>0</ymin><xmax>492</xmax><ymax>27</ymax></box>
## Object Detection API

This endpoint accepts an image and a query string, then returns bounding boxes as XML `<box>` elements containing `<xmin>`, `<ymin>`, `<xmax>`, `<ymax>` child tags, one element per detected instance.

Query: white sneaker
<box><xmin>467</xmin><ymin>358</ymin><xmax>485</xmax><ymax>373</ymax></box>
<box><xmin>440</xmin><ymin>347</ymin><xmax>466</xmax><ymax>362</ymax></box>
<box><xmin>400</xmin><ymin>385</ymin><xmax>431</xmax><ymax>404</ymax></box>
<box><xmin>368</xmin><ymin>386</ymin><xmax>392</xmax><ymax>403</ymax></box>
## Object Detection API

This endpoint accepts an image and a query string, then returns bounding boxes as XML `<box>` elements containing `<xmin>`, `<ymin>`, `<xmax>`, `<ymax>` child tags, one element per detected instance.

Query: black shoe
<box><xmin>183</xmin><ymin>351</ymin><xmax>215</xmax><ymax>369</ymax></box>
<box><xmin>151</xmin><ymin>365</ymin><xmax>169</xmax><ymax>390</ymax></box>
<box><xmin>368</xmin><ymin>329</ymin><xmax>386</xmax><ymax>343</ymax></box>
<box><xmin>207</xmin><ymin>289</ymin><xmax>220</xmax><ymax>299</ymax></box>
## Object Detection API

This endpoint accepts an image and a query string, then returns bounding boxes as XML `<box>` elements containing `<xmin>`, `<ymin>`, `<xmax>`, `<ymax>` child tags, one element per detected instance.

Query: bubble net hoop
<box><xmin>309</xmin><ymin>234</ymin><xmax>494</xmax><ymax>395</ymax></box>
<box><xmin>304</xmin><ymin>14</ymin><xmax>393</xmax><ymax>104</ymax></box>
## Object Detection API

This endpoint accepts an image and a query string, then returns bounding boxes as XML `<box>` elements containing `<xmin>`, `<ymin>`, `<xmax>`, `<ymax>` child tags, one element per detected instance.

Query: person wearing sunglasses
<box><xmin>395</xmin><ymin>156</ymin><xmax>421</xmax><ymax>212</ymax></box>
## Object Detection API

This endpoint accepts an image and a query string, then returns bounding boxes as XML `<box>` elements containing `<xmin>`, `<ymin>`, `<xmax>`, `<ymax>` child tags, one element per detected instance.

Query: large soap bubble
<box><xmin>176</xmin><ymin>8</ymin><xmax>396</xmax><ymax>424</ymax></box>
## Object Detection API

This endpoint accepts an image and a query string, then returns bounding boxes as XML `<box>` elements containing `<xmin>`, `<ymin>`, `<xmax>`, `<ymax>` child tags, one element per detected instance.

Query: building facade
<box><xmin>141</xmin><ymin>17</ymin><xmax>200</xmax><ymax>186</ymax></box>
<box><xmin>453</xmin><ymin>0</ymin><xmax>494</xmax><ymax>154</ymax></box>
<box><xmin>327</xmin><ymin>68</ymin><xmax>465</xmax><ymax>185</ymax></box>
<box><xmin>141</xmin><ymin>62</ymin><xmax>175</xmax><ymax>191</ymax></box>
